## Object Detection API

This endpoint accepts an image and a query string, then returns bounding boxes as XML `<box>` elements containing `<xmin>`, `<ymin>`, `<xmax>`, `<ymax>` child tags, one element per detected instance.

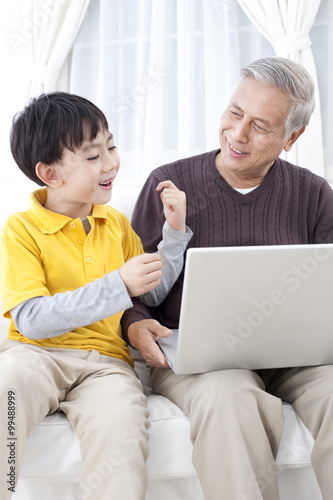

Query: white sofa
<box><xmin>0</xmin><ymin>181</ymin><xmax>324</xmax><ymax>500</ymax></box>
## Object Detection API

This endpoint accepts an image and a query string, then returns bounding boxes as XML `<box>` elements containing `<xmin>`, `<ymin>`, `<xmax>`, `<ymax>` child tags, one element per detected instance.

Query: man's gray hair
<box><xmin>239</xmin><ymin>57</ymin><xmax>315</xmax><ymax>138</ymax></box>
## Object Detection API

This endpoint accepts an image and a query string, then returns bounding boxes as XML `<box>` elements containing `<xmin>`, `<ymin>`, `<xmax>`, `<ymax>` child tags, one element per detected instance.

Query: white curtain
<box><xmin>0</xmin><ymin>0</ymin><xmax>91</xmax><ymax>220</ymax></box>
<box><xmin>237</xmin><ymin>0</ymin><xmax>324</xmax><ymax>176</ymax></box>
<box><xmin>142</xmin><ymin>0</ymin><xmax>238</xmax><ymax>175</ymax></box>
<box><xmin>2</xmin><ymin>0</ymin><xmax>332</xmax><ymax>192</ymax></box>
<box><xmin>69</xmin><ymin>0</ymin><xmax>260</xmax><ymax>179</ymax></box>
<box><xmin>7</xmin><ymin>0</ymin><xmax>91</xmax><ymax>103</ymax></box>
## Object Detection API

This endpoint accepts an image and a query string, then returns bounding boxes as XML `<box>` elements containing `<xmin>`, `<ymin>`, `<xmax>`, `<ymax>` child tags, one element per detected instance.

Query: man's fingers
<box><xmin>151</xmin><ymin>327</ymin><xmax>173</xmax><ymax>339</ymax></box>
<box><xmin>127</xmin><ymin>320</ymin><xmax>173</xmax><ymax>367</ymax></box>
<box><xmin>136</xmin><ymin>327</ymin><xmax>169</xmax><ymax>367</ymax></box>
<box><xmin>144</xmin><ymin>342</ymin><xmax>169</xmax><ymax>367</ymax></box>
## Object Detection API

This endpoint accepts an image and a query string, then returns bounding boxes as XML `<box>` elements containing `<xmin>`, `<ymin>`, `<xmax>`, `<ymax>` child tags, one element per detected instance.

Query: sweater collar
<box><xmin>209</xmin><ymin>150</ymin><xmax>280</xmax><ymax>204</ymax></box>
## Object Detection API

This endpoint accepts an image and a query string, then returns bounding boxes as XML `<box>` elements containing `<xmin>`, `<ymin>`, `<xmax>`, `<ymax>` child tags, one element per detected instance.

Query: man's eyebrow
<box><xmin>230</xmin><ymin>102</ymin><xmax>272</xmax><ymax>128</ymax></box>
<box><xmin>81</xmin><ymin>133</ymin><xmax>113</xmax><ymax>153</ymax></box>
<box><xmin>230</xmin><ymin>102</ymin><xmax>243</xmax><ymax>113</ymax></box>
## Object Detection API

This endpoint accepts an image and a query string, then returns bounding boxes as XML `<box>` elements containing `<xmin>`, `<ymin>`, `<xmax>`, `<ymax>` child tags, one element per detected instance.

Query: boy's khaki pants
<box><xmin>0</xmin><ymin>340</ymin><xmax>150</xmax><ymax>500</ymax></box>
<box><xmin>151</xmin><ymin>364</ymin><xmax>333</xmax><ymax>500</ymax></box>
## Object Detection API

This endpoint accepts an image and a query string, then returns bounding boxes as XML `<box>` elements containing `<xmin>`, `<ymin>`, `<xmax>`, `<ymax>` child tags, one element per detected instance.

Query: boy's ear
<box><xmin>35</xmin><ymin>162</ymin><xmax>63</xmax><ymax>187</ymax></box>
<box><xmin>283</xmin><ymin>126</ymin><xmax>306</xmax><ymax>152</ymax></box>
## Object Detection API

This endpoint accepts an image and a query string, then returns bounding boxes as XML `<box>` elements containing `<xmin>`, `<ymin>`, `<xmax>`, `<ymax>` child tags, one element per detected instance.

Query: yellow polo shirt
<box><xmin>0</xmin><ymin>188</ymin><xmax>144</xmax><ymax>366</ymax></box>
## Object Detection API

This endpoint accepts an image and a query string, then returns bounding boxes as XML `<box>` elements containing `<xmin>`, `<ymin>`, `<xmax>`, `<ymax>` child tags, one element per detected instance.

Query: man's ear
<box><xmin>35</xmin><ymin>162</ymin><xmax>63</xmax><ymax>187</ymax></box>
<box><xmin>284</xmin><ymin>126</ymin><xmax>306</xmax><ymax>152</ymax></box>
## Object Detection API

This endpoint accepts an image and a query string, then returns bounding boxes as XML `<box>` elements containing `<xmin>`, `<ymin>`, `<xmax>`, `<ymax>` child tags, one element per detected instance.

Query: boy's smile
<box><xmin>40</xmin><ymin>128</ymin><xmax>120</xmax><ymax>219</ymax></box>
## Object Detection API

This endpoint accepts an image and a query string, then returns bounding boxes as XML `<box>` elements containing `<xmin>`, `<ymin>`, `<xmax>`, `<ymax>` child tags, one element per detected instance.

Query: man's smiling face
<box><xmin>217</xmin><ymin>77</ymin><xmax>296</xmax><ymax>187</ymax></box>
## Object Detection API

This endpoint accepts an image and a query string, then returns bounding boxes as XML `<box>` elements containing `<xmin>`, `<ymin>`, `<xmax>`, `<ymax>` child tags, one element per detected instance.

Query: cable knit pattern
<box><xmin>286</xmin><ymin>164</ymin><xmax>293</xmax><ymax>245</ymax></box>
<box><xmin>262</xmin><ymin>183</ymin><xmax>272</xmax><ymax>245</ymax></box>
<box><xmin>187</xmin><ymin>156</ymin><xmax>201</xmax><ymax>248</ymax></box>
<box><xmin>249</xmin><ymin>198</ymin><xmax>256</xmax><ymax>245</ymax></box>
<box><xmin>202</xmin><ymin>159</ymin><xmax>214</xmax><ymax>247</ymax></box>
<box><xmin>275</xmin><ymin>165</ymin><xmax>284</xmax><ymax>245</ymax></box>
<box><xmin>215</xmin><ymin>181</ymin><xmax>228</xmax><ymax>247</ymax></box>
<box><xmin>298</xmin><ymin>167</ymin><xmax>305</xmax><ymax>243</ymax></box>
<box><xmin>125</xmin><ymin>149</ymin><xmax>333</xmax><ymax>331</ymax></box>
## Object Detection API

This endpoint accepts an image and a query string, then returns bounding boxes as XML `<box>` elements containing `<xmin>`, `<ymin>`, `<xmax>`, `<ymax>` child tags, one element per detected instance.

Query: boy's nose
<box><xmin>103</xmin><ymin>156</ymin><xmax>118</xmax><ymax>172</ymax></box>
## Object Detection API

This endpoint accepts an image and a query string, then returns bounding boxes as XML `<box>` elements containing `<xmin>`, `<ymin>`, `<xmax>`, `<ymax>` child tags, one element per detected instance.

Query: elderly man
<box><xmin>122</xmin><ymin>57</ymin><xmax>333</xmax><ymax>499</ymax></box>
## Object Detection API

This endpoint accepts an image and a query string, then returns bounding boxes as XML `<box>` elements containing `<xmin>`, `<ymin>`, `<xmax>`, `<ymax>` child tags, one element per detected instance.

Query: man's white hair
<box><xmin>239</xmin><ymin>57</ymin><xmax>315</xmax><ymax>138</ymax></box>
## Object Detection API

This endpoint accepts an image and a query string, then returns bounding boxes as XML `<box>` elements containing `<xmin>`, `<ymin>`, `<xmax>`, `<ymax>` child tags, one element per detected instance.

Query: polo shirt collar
<box><xmin>91</xmin><ymin>203</ymin><xmax>109</xmax><ymax>220</ymax></box>
<box><xmin>27</xmin><ymin>188</ymin><xmax>108</xmax><ymax>234</ymax></box>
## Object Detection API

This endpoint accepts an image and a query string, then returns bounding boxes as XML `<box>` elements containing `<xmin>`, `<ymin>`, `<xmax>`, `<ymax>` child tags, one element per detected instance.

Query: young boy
<box><xmin>0</xmin><ymin>92</ymin><xmax>192</xmax><ymax>499</ymax></box>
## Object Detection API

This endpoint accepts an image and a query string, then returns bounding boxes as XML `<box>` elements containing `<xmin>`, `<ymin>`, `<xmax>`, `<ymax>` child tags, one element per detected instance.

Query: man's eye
<box><xmin>109</xmin><ymin>145</ymin><xmax>117</xmax><ymax>151</ymax></box>
<box><xmin>88</xmin><ymin>155</ymin><xmax>99</xmax><ymax>161</ymax></box>
<box><xmin>230</xmin><ymin>110</ymin><xmax>241</xmax><ymax>117</ymax></box>
<box><xmin>254</xmin><ymin>123</ymin><xmax>266</xmax><ymax>132</ymax></box>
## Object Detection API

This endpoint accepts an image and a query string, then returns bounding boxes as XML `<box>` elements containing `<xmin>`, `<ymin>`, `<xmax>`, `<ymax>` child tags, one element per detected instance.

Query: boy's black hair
<box><xmin>10</xmin><ymin>92</ymin><xmax>109</xmax><ymax>186</ymax></box>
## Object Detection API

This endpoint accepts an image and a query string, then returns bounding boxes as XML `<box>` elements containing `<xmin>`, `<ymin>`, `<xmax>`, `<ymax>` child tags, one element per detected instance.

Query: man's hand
<box><xmin>128</xmin><ymin>319</ymin><xmax>173</xmax><ymax>368</ymax></box>
<box><xmin>156</xmin><ymin>180</ymin><xmax>186</xmax><ymax>233</ymax></box>
<box><xmin>119</xmin><ymin>254</ymin><xmax>163</xmax><ymax>297</ymax></box>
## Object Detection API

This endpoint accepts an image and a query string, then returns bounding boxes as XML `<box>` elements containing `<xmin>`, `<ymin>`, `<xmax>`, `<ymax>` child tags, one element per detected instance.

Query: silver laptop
<box><xmin>157</xmin><ymin>244</ymin><xmax>333</xmax><ymax>374</ymax></box>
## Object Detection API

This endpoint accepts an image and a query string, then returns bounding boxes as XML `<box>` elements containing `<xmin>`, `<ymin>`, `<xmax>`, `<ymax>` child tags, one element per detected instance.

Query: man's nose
<box><xmin>232</xmin><ymin>119</ymin><xmax>250</xmax><ymax>142</ymax></box>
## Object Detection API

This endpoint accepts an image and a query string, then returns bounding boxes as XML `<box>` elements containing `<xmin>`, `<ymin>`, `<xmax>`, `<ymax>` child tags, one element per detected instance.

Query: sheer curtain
<box><xmin>6</xmin><ymin>0</ymin><xmax>91</xmax><ymax>102</ymax></box>
<box><xmin>2</xmin><ymin>0</ymin><xmax>333</xmax><ymax>193</ymax></box>
<box><xmin>68</xmin><ymin>0</ymin><xmax>332</xmax><ymax>182</ymax></box>
<box><xmin>68</xmin><ymin>0</ymin><xmax>274</xmax><ymax>179</ymax></box>
<box><xmin>237</xmin><ymin>0</ymin><xmax>324</xmax><ymax>176</ymax></box>
<box><xmin>0</xmin><ymin>0</ymin><xmax>91</xmax><ymax>221</ymax></box>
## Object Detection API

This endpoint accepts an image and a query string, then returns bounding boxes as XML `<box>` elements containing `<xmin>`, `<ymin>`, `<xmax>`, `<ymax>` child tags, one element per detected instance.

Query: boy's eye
<box><xmin>87</xmin><ymin>145</ymin><xmax>116</xmax><ymax>160</ymax></box>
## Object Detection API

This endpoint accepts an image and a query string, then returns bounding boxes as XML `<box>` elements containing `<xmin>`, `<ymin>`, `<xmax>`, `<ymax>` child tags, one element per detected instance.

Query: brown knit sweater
<box><xmin>122</xmin><ymin>149</ymin><xmax>333</xmax><ymax>335</ymax></box>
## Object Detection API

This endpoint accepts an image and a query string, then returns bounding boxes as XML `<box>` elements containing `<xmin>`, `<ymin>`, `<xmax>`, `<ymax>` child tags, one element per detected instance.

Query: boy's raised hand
<box><xmin>119</xmin><ymin>253</ymin><xmax>163</xmax><ymax>297</ymax></box>
<box><xmin>120</xmin><ymin>180</ymin><xmax>186</xmax><ymax>297</ymax></box>
<box><xmin>156</xmin><ymin>181</ymin><xmax>186</xmax><ymax>233</ymax></box>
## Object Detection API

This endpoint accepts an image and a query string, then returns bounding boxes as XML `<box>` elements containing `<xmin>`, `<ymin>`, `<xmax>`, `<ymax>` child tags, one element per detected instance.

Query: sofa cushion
<box><xmin>18</xmin><ymin>393</ymin><xmax>314</xmax><ymax>485</ymax></box>
<box><xmin>276</xmin><ymin>403</ymin><xmax>315</xmax><ymax>470</ymax></box>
